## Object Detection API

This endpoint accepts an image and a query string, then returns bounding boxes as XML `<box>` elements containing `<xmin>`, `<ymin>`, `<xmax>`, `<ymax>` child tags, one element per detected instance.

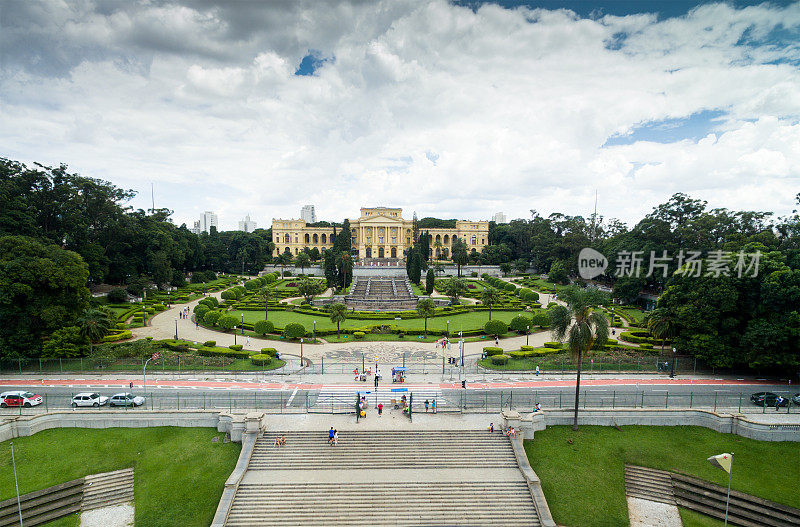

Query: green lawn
<box><xmin>525</xmin><ymin>426</ymin><xmax>799</xmax><ymax>527</ymax></box>
<box><xmin>1</xmin><ymin>428</ymin><xmax>240</xmax><ymax>527</ymax></box>
<box><xmin>614</xmin><ymin>306</ymin><xmax>646</xmax><ymax>324</ymax></box>
<box><xmin>233</xmin><ymin>308</ymin><xmax>530</xmax><ymax>332</ymax></box>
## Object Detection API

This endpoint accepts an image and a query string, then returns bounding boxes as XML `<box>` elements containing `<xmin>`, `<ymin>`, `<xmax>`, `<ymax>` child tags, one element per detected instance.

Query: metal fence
<box><xmin>1</xmin><ymin>388</ymin><xmax>796</xmax><ymax>416</ymax></box>
<box><xmin>0</xmin><ymin>357</ymin><xmax>298</xmax><ymax>376</ymax></box>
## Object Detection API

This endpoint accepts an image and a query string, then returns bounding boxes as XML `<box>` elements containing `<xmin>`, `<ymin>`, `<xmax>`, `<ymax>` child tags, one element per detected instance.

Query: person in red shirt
<box><xmin>378</xmin><ymin>403</ymin><xmax>383</xmax><ymax>416</ymax></box>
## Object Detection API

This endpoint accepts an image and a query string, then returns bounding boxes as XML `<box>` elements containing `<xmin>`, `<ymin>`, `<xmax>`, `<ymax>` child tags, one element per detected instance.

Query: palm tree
<box><xmin>416</xmin><ymin>298</ymin><xmax>436</xmax><ymax>337</ymax></box>
<box><xmin>480</xmin><ymin>286</ymin><xmax>502</xmax><ymax>321</ymax></box>
<box><xmin>295</xmin><ymin>252</ymin><xmax>311</xmax><ymax>275</ymax></box>
<box><xmin>329</xmin><ymin>303</ymin><xmax>347</xmax><ymax>339</ymax></box>
<box><xmin>433</xmin><ymin>239</ymin><xmax>443</xmax><ymax>261</ymax></box>
<box><xmin>256</xmin><ymin>286</ymin><xmax>272</xmax><ymax>320</ymax></box>
<box><xmin>78</xmin><ymin>308</ymin><xmax>115</xmax><ymax>353</ymax></box>
<box><xmin>549</xmin><ymin>286</ymin><xmax>609</xmax><ymax>430</ymax></box>
<box><xmin>442</xmin><ymin>277</ymin><xmax>468</xmax><ymax>305</ymax></box>
<box><xmin>277</xmin><ymin>251</ymin><xmax>293</xmax><ymax>278</ymax></box>
<box><xmin>646</xmin><ymin>307</ymin><xmax>676</xmax><ymax>354</ymax></box>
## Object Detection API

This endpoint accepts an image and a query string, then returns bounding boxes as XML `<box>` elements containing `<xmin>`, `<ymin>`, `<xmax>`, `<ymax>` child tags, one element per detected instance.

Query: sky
<box><xmin>1</xmin><ymin>0</ymin><xmax>799</xmax><ymax>231</ymax></box>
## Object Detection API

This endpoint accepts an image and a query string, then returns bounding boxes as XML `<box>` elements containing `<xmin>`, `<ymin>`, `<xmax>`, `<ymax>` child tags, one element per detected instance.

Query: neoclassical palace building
<box><xmin>272</xmin><ymin>207</ymin><xmax>489</xmax><ymax>260</ymax></box>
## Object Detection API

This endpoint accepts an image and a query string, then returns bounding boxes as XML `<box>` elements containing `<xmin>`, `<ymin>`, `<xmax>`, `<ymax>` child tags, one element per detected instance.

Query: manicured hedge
<box><xmin>484</xmin><ymin>319</ymin><xmax>508</xmax><ymax>336</ymax></box>
<box><xmin>196</xmin><ymin>347</ymin><xmax>250</xmax><ymax>359</ymax></box>
<box><xmin>253</xmin><ymin>320</ymin><xmax>275</xmax><ymax>335</ymax></box>
<box><xmin>491</xmin><ymin>354</ymin><xmax>509</xmax><ymax>365</ymax></box>
<box><xmin>100</xmin><ymin>330</ymin><xmax>133</xmax><ymax>343</ymax></box>
<box><xmin>260</xmin><ymin>348</ymin><xmax>279</xmax><ymax>357</ymax></box>
<box><xmin>203</xmin><ymin>340</ymin><xmax>216</xmax><ymax>347</ymax></box>
<box><xmin>229</xmin><ymin>344</ymin><xmax>243</xmax><ymax>351</ymax></box>
<box><xmin>250</xmin><ymin>354</ymin><xmax>272</xmax><ymax>366</ymax></box>
<box><xmin>353</xmin><ymin>331</ymin><xmax>365</xmax><ymax>339</ymax></box>
<box><xmin>483</xmin><ymin>346</ymin><xmax>504</xmax><ymax>356</ymax></box>
<box><xmin>543</xmin><ymin>341</ymin><xmax>562</xmax><ymax>349</ymax></box>
<box><xmin>283</xmin><ymin>322</ymin><xmax>306</xmax><ymax>339</ymax></box>
<box><xmin>203</xmin><ymin>311</ymin><xmax>221</xmax><ymax>326</ymax></box>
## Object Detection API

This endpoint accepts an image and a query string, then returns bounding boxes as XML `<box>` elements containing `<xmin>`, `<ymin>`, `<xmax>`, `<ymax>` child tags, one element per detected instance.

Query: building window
<box><xmin>379</xmin><ymin>236</ymin><xmax>383</xmax><ymax>244</ymax></box>
<box><xmin>392</xmin><ymin>237</ymin><xmax>396</xmax><ymax>244</ymax></box>
<box><xmin>406</xmin><ymin>238</ymin><xmax>410</xmax><ymax>244</ymax></box>
<box><xmin>471</xmin><ymin>236</ymin><xmax>477</xmax><ymax>245</ymax></box>
<box><xmin>352</xmin><ymin>237</ymin><xmax>356</xmax><ymax>244</ymax></box>
<box><xmin>367</xmin><ymin>237</ymin><xmax>371</xmax><ymax>243</ymax></box>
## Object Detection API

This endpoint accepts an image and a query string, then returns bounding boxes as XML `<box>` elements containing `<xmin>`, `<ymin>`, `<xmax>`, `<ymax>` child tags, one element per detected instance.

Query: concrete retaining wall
<box><xmin>533</xmin><ymin>409</ymin><xmax>800</xmax><ymax>442</ymax></box>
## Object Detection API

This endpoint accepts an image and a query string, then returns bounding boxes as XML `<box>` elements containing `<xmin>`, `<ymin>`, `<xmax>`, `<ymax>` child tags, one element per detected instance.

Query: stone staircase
<box><xmin>624</xmin><ymin>464</ymin><xmax>675</xmax><ymax>505</ymax></box>
<box><xmin>224</xmin><ymin>430</ymin><xmax>540</xmax><ymax>526</ymax></box>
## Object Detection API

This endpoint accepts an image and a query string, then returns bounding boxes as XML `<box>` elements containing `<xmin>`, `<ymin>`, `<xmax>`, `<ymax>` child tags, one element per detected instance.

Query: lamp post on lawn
<box><xmin>241</xmin><ymin>313</ymin><xmax>244</xmax><ymax>335</ymax></box>
<box><xmin>313</xmin><ymin>320</ymin><xmax>316</xmax><ymax>343</ymax></box>
<box><xmin>143</xmin><ymin>353</ymin><xmax>158</xmax><ymax>398</ymax></box>
<box><xmin>526</xmin><ymin>325</ymin><xmax>530</xmax><ymax>346</ymax></box>
<box><xmin>174</xmin><ymin>317</ymin><xmax>178</xmax><ymax>340</ymax></box>
<box><xmin>446</xmin><ymin>320</ymin><xmax>450</xmax><ymax>338</ymax></box>
<box><xmin>670</xmin><ymin>347</ymin><xmax>676</xmax><ymax>378</ymax></box>
<box><xmin>300</xmin><ymin>338</ymin><xmax>304</xmax><ymax>368</ymax></box>
<box><xmin>234</xmin><ymin>327</ymin><xmax>237</xmax><ymax>346</ymax></box>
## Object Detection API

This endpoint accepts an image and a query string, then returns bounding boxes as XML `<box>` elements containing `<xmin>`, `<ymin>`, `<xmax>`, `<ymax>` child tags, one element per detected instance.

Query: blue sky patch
<box><xmin>603</xmin><ymin>109</ymin><xmax>727</xmax><ymax>147</ymax></box>
<box><xmin>294</xmin><ymin>51</ymin><xmax>333</xmax><ymax>76</ymax></box>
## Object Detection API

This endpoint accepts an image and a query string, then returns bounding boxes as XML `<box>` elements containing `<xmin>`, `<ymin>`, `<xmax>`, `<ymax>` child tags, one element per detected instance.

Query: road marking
<box><xmin>286</xmin><ymin>387</ymin><xmax>298</xmax><ymax>406</ymax></box>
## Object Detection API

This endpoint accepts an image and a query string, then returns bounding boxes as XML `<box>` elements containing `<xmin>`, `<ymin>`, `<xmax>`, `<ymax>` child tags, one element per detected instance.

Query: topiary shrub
<box><xmin>483</xmin><ymin>346</ymin><xmax>504</xmax><ymax>356</ymax></box>
<box><xmin>509</xmin><ymin>350</ymin><xmax>528</xmax><ymax>359</ymax></box>
<box><xmin>203</xmin><ymin>310</ymin><xmax>221</xmax><ymax>326</ymax></box>
<box><xmin>283</xmin><ymin>322</ymin><xmax>305</xmax><ymax>339</ymax></box>
<box><xmin>204</xmin><ymin>340</ymin><xmax>216</xmax><ymax>347</ymax></box>
<box><xmin>229</xmin><ymin>344</ymin><xmax>244</xmax><ymax>351</ymax></box>
<box><xmin>253</xmin><ymin>320</ymin><xmax>275</xmax><ymax>335</ymax></box>
<box><xmin>520</xmin><ymin>345</ymin><xmax>535</xmax><ymax>351</ymax></box>
<box><xmin>484</xmin><ymin>319</ymin><xmax>508</xmax><ymax>336</ymax></box>
<box><xmin>471</xmin><ymin>271</ymin><xmax>478</xmax><ymax>277</ymax></box>
<box><xmin>509</xmin><ymin>315</ymin><xmax>532</xmax><ymax>333</ymax></box>
<box><xmin>491</xmin><ymin>354</ymin><xmax>509</xmax><ymax>365</ymax></box>
<box><xmin>638</xmin><ymin>343</ymin><xmax>653</xmax><ymax>349</ymax></box>
<box><xmin>199</xmin><ymin>297</ymin><xmax>219</xmax><ymax>309</ymax></box>
<box><xmin>260</xmin><ymin>347</ymin><xmax>279</xmax><ymax>357</ymax></box>
<box><xmin>544</xmin><ymin>341</ymin><xmax>562</xmax><ymax>349</ymax></box>
<box><xmin>250</xmin><ymin>354</ymin><xmax>272</xmax><ymax>366</ymax></box>
<box><xmin>218</xmin><ymin>314</ymin><xmax>238</xmax><ymax>331</ymax></box>
<box><xmin>353</xmin><ymin>331</ymin><xmax>365</xmax><ymax>339</ymax></box>
<box><xmin>193</xmin><ymin>304</ymin><xmax>210</xmax><ymax>319</ymax></box>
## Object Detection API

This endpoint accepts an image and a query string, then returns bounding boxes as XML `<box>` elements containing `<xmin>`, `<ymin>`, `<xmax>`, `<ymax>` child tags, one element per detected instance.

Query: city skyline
<box><xmin>1</xmin><ymin>0</ymin><xmax>798</xmax><ymax>231</ymax></box>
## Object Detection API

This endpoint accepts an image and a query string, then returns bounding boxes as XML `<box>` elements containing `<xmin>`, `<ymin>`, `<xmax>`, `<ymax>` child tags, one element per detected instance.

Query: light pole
<box><xmin>446</xmin><ymin>320</ymin><xmax>450</xmax><ymax>337</ymax></box>
<box><xmin>143</xmin><ymin>353</ymin><xmax>158</xmax><ymax>397</ymax></box>
<box><xmin>174</xmin><ymin>317</ymin><xmax>178</xmax><ymax>340</ymax></box>
<box><xmin>241</xmin><ymin>313</ymin><xmax>244</xmax><ymax>335</ymax></box>
<box><xmin>526</xmin><ymin>325</ymin><xmax>530</xmax><ymax>346</ymax></box>
<box><xmin>300</xmin><ymin>338</ymin><xmax>304</xmax><ymax>367</ymax></box>
<box><xmin>234</xmin><ymin>327</ymin><xmax>237</xmax><ymax>346</ymax></box>
<box><xmin>11</xmin><ymin>441</ymin><xmax>23</xmax><ymax>527</ymax></box>
<box><xmin>313</xmin><ymin>320</ymin><xmax>316</xmax><ymax>343</ymax></box>
<box><xmin>670</xmin><ymin>347</ymin><xmax>676</xmax><ymax>378</ymax></box>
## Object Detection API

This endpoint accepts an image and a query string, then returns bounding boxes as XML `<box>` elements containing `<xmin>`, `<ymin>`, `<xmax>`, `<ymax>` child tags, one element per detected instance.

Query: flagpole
<box><xmin>724</xmin><ymin>453</ymin><xmax>733</xmax><ymax>527</ymax></box>
<box><xmin>11</xmin><ymin>442</ymin><xmax>24</xmax><ymax>527</ymax></box>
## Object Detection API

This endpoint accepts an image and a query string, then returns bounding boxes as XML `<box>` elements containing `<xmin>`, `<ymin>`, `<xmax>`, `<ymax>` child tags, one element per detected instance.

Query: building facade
<box><xmin>492</xmin><ymin>212</ymin><xmax>507</xmax><ymax>224</ymax></box>
<box><xmin>300</xmin><ymin>205</ymin><xmax>317</xmax><ymax>223</ymax></box>
<box><xmin>238</xmin><ymin>214</ymin><xmax>257</xmax><ymax>232</ymax></box>
<box><xmin>272</xmin><ymin>207</ymin><xmax>489</xmax><ymax>260</ymax></box>
<box><xmin>198</xmin><ymin>211</ymin><xmax>218</xmax><ymax>234</ymax></box>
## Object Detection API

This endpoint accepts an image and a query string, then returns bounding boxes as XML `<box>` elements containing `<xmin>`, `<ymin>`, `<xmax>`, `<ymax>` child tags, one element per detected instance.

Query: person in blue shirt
<box><xmin>328</xmin><ymin>427</ymin><xmax>335</xmax><ymax>445</ymax></box>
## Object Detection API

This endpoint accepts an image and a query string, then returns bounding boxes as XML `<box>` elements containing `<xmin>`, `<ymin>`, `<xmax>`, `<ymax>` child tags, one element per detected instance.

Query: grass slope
<box><xmin>525</xmin><ymin>426</ymin><xmax>799</xmax><ymax>527</ymax></box>
<box><xmin>0</xmin><ymin>427</ymin><xmax>240</xmax><ymax>527</ymax></box>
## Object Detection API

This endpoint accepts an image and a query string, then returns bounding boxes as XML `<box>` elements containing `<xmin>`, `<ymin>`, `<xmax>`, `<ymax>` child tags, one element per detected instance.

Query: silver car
<box><xmin>71</xmin><ymin>392</ymin><xmax>109</xmax><ymax>407</ymax></box>
<box><xmin>109</xmin><ymin>393</ymin><xmax>146</xmax><ymax>407</ymax></box>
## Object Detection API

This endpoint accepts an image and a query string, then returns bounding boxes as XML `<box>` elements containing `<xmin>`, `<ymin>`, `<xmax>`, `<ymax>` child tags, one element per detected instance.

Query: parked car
<box><xmin>109</xmin><ymin>393</ymin><xmax>145</xmax><ymax>407</ymax></box>
<box><xmin>71</xmin><ymin>392</ymin><xmax>109</xmax><ymax>407</ymax></box>
<box><xmin>0</xmin><ymin>391</ymin><xmax>43</xmax><ymax>408</ymax></box>
<box><xmin>793</xmin><ymin>393</ymin><xmax>800</xmax><ymax>406</ymax></box>
<box><xmin>750</xmin><ymin>392</ymin><xmax>789</xmax><ymax>407</ymax></box>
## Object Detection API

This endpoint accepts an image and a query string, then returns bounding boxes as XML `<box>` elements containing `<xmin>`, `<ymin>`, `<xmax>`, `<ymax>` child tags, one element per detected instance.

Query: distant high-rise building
<box><xmin>301</xmin><ymin>204</ymin><xmax>317</xmax><ymax>223</ymax></box>
<box><xmin>190</xmin><ymin>220</ymin><xmax>202</xmax><ymax>235</ymax></box>
<box><xmin>238</xmin><ymin>214</ymin><xmax>257</xmax><ymax>233</ymax></box>
<box><xmin>492</xmin><ymin>212</ymin><xmax>507</xmax><ymax>224</ymax></box>
<box><xmin>201</xmin><ymin>211</ymin><xmax>218</xmax><ymax>234</ymax></box>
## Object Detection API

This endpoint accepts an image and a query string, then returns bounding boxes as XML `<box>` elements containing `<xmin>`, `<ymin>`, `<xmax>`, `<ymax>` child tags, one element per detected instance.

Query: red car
<box><xmin>0</xmin><ymin>391</ymin><xmax>43</xmax><ymax>408</ymax></box>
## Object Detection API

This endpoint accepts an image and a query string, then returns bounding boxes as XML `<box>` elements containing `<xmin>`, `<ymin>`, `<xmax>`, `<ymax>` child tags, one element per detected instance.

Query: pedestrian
<box><xmin>334</xmin><ymin>430</ymin><xmax>339</xmax><ymax>446</ymax></box>
<box><xmin>246</xmin><ymin>336</ymin><xmax>250</xmax><ymax>346</ymax></box>
<box><xmin>432</xmin><ymin>399</ymin><xmax>437</xmax><ymax>413</ymax></box>
<box><xmin>354</xmin><ymin>368</ymin><xmax>359</xmax><ymax>381</ymax></box>
<box><xmin>495</xmin><ymin>336</ymin><xmax>499</xmax><ymax>346</ymax></box>
<box><xmin>329</xmin><ymin>427</ymin><xmax>335</xmax><ymax>445</ymax></box>
<box><xmin>195</xmin><ymin>321</ymin><xmax>199</xmax><ymax>330</ymax></box>
<box><xmin>129</xmin><ymin>381</ymin><xmax>133</xmax><ymax>389</ymax></box>
<box><xmin>535</xmin><ymin>365</ymin><xmax>539</xmax><ymax>377</ymax></box>
<box><xmin>536</xmin><ymin>402</ymin><xmax>541</xmax><ymax>412</ymax></box>
<box><xmin>425</xmin><ymin>399</ymin><xmax>430</xmax><ymax>412</ymax></box>
<box><xmin>776</xmin><ymin>396</ymin><xmax>784</xmax><ymax>411</ymax></box>
<box><xmin>374</xmin><ymin>375</ymin><xmax>379</xmax><ymax>389</ymax></box>
<box><xmin>378</xmin><ymin>403</ymin><xmax>383</xmax><ymax>416</ymax></box>
<box><xmin>612</xmin><ymin>328</ymin><xmax>616</xmax><ymax>336</ymax></box>
<box><xmin>488</xmin><ymin>422</ymin><xmax>494</xmax><ymax>433</ymax></box>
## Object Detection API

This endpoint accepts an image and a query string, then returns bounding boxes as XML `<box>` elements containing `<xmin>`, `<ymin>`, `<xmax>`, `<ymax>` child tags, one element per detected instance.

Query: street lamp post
<box><xmin>446</xmin><ymin>320</ymin><xmax>450</xmax><ymax>337</ymax></box>
<box><xmin>174</xmin><ymin>317</ymin><xmax>178</xmax><ymax>340</ymax></box>
<box><xmin>313</xmin><ymin>320</ymin><xmax>316</xmax><ymax>343</ymax></box>
<box><xmin>234</xmin><ymin>328</ymin><xmax>237</xmax><ymax>346</ymax></box>
<box><xmin>300</xmin><ymin>338</ymin><xmax>304</xmax><ymax>367</ymax></box>
<box><xmin>670</xmin><ymin>347</ymin><xmax>677</xmax><ymax>378</ymax></box>
<box><xmin>526</xmin><ymin>325</ymin><xmax>530</xmax><ymax>346</ymax></box>
<box><xmin>241</xmin><ymin>313</ymin><xmax>244</xmax><ymax>335</ymax></box>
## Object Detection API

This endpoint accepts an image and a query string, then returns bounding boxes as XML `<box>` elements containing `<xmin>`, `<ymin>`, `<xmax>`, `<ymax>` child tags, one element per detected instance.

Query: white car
<box><xmin>71</xmin><ymin>392</ymin><xmax>109</xmax><ymax>407</ymax></box>
<box><xmin>109</xmin><ymin>393</ymin><xmax>145</xmax><ymax>407</ymax></box>
<box><xmin>0</xmin><ymin>390</ymin><xmax>43</xmax><ymax>408</ymax></box>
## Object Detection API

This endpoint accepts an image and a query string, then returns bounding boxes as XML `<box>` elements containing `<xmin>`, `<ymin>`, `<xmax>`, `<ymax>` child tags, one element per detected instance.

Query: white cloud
<box><xmin>1</xmin><ymin>0</ymin><xmax>799</xmax><ymax>230</ymax></box>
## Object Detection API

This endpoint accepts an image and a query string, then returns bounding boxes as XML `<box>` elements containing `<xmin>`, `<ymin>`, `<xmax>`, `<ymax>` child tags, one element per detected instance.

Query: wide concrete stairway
<box><xmin>224</xmin><ymin>430</ymin><xmax>540</xmax><ymax>526</ymax></box>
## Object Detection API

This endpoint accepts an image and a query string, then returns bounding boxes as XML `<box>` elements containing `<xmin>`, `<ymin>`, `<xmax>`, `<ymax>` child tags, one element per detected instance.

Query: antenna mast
<box><xmin>591</xmin><ymin>190</ymin><xmax>598</xmax><ymax>241</ymax></box>
<box><xmin>151</xmin><ymin>182</ymin><xmax>155</xmax><ymax>214</ymax></box>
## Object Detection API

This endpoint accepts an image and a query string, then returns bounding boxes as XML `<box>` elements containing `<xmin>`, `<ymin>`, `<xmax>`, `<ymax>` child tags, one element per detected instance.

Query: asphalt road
<box><xmin>1</xmin><ymin>383</ymin><xmax>794</xmax><ymax>415</ymax></box>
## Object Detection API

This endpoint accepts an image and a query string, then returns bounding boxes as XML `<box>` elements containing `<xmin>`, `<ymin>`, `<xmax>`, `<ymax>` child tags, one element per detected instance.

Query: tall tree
<box><xmin>480</xmin><ymin>286</ymin><xmax>502</xmax><ymax>321</ymax></box>
<box><xmin>451</xmin><ymin>238</ymin><xmax>468</xmax><ymax>277</ymax></box>
<box><xmin>442</xmin><ymin>277</ymin><xmax>468</xmax><ymax>304</ymax></box>
<box><xmin>329</xmin><ymin>302</ymin><xmax>347</xmax><ymax>338</ymax></box>
<box><xmin>416</xmin><ymin>298</ymin><xmax>436</xmax><ymax>337</ymax></box>
<box><xmin>255</xmin><ymin>286</ymin><xmax>271</xmax><ymax>321</ymax></box>
<box><xmin>425</xmin><ymin>269</ymin><xmax>435</xmax><ymax>295</ymax></box>
<box><xmin>548</xmin><ymin>286</ymin><xmax>609</xmax><ymax>430</ymax></box>
<box><xmin>295</xmin><ymin>252</ymin><xmax>311</xmax><ymax>275</ymax></box>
